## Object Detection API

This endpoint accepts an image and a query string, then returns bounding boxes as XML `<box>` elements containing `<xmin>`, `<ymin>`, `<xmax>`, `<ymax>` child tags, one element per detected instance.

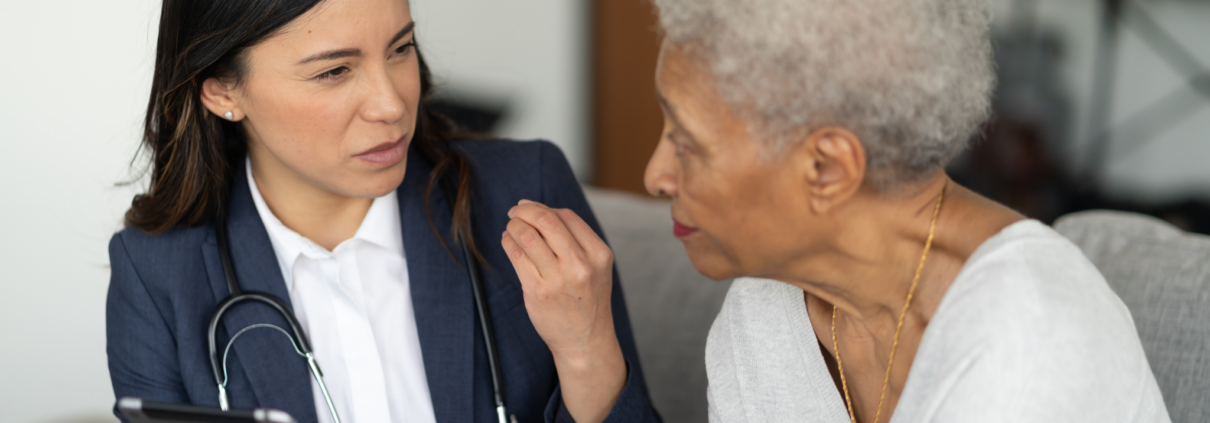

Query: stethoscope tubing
<box><xmin>456</xmin><ymin>233</ymin><xmax>513</xmax><ymax>423</ymax></box>
<box><xmin>441</xmin><ymin>175</ymin><xmax>514</xmax><ymax>423</ymax></box>
<box><xmin>206</xmin><ymin>293</ymin><xmax>312</xmax><ymax>385</ymax></box>
<box><xmin>210</xmin><ymin>214</ymin><xmax>342</xmax><ymax>423</ymax></box>
<box><xmin>207</xmin><ymin>172</ymin><xmax>513</xmax><ymax>423</ymax></box>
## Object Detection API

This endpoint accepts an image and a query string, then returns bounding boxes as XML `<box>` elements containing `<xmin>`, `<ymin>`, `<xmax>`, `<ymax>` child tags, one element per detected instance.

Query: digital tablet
<box><xmin>118</xmin><ymin>397</ymin><xmax>298</xmax><ymax>423</ymax></box>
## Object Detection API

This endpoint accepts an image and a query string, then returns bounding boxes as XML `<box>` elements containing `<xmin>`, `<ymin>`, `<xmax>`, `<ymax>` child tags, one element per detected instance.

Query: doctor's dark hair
<box><xmin>127</xmin><ymin>0</ymin><xmax>483</xmax><ymax>262</ymax></box>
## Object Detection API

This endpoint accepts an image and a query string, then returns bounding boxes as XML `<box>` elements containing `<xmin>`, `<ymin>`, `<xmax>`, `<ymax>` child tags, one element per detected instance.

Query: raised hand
<box><xmin>502</xmin><ymin>199</ymin><xmax>626</xmax><ymax>423</ymax></box>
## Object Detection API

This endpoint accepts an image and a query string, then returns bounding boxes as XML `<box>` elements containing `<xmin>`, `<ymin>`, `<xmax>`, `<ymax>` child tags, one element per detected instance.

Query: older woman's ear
<box><xmin>796</xmin><ymin>126</ymin><xmax>867</xmax><ymax>214</ymax></box>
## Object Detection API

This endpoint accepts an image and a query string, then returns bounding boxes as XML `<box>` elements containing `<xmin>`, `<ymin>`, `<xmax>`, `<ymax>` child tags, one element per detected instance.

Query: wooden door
<box><xmin>591</xmin><ymin>0</ymin><xmax>664</xmax><ymax>195</ymax></box>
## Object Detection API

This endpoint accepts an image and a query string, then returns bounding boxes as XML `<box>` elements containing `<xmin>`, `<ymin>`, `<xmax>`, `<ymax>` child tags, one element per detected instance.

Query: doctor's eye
<box><xmin>316</xmin><ymin>66</ymin><xmax>350</xmax><ymax>81</ymax></box>
<box><xmin>393</xmin><ymin>41</ymin><xmax>416</xmax><ymax>57</ymax></box>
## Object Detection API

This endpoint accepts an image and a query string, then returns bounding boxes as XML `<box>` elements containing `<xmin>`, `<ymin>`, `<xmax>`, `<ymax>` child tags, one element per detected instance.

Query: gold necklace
<box><xmin>831</xmin><ymin>187</ymin><xmax>945</xmax><ymax>423</ymax></box>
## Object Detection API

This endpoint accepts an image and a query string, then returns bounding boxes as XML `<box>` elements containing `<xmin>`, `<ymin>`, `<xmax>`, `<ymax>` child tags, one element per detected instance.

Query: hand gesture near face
<box><xmin>501</xmin><ymin>200</ymin><xmax>625</xmax><ymax>423</ymax></box>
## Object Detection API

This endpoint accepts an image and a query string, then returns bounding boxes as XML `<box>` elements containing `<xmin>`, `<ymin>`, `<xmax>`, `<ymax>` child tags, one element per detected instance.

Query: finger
<box><xmin>519</xmin><ymin>200</ymin><xmax>607</xmax><ymax>255</ymax></box>
<box><xmin>501</xmin><ymin>231</ymin><xmax>542</xmax><ymax>289</ymax></box>
<box><xmin>554</xmin><ymin>208</ymin><xmax>611</xmax><ymax>261</ymax></box>
<box><xmin>509</xmin><ymin>202</ymin><xmax>582</xmax><ymax>261</ymax></box>
<box><xmin>506</xmin><ymin>218</ymin><xmax>560</xmax><ymax>276</ymax></box>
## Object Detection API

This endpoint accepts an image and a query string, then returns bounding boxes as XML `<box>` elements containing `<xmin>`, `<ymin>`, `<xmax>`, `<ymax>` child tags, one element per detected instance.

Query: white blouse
<box><xmin>247</xmin><ymin>159</ymin><xmax>436</xmax><ymax>423</ymax></box>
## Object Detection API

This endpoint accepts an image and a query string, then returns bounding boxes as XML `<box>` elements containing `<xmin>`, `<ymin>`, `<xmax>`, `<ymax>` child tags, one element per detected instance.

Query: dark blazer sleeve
<box><xmin>106</xmin><ymin>233</ymin><xmax>189</xmax><ymax>421</ymax></box>
<box><xmin>532</xmin><ymin>142</ymin><xmax>662</xmax><ymax>423</ymax></box>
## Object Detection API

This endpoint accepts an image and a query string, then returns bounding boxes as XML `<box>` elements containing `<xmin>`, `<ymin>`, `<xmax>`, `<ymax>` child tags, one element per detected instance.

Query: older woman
<box><xmin>503</xmin><ymin>0</ymin><xmax>1170</xmax><ymax>422</ymax></box>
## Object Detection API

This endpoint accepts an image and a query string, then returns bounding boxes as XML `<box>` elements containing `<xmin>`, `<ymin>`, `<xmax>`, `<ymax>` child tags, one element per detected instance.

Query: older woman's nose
<box><xmin>644</xmin><ymin>140</ymin><xmax>678</xmax><ymax>197</ymax></box>
<box><xmin>361</xmin><ymin>68</ymin><xmax>408</xmax><ymax>124</ymax></box>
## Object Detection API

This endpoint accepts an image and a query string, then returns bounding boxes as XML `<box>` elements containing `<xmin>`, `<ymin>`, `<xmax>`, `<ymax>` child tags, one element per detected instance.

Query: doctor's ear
<box><xmin>199</xmin><ymin>77</ymin><xmax>243</xmax><ymax>121</ymax></box>
<box><xmin>792</xmin><ymin>126</ymin><xmax>867</xmax><ymax>214</ymax></box>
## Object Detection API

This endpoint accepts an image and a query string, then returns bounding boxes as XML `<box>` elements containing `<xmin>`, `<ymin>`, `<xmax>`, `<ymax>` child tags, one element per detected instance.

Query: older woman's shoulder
<box><xmin>942</xmin><ymin>219</ymin><xmax>1129</xmax><ymax>321</ymax></box>
<box><xmin>925</xmin><ymin>218</ymin><xmax>1147</xmax><ymax>373</ymax></box>
<box><xmin>900</xmin><ymin>219</ymin><xmax>1169</xmax><ymax>421</ymax></box>
<box><xmin>934</xmin><ymin>220</ymin><xmax>1136</xmax><ymax>335</ymax></box>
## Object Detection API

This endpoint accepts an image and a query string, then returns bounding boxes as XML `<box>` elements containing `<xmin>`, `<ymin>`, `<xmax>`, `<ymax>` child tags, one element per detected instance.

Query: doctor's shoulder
<box><xmin>108</xmin><ymin>219</ymin><xmax>217</xmax><ymax>296</ymax></box>
<box><xmin>450</xmin><ymin>138</ymin><xmax>580</xmax><ymax>200</ymax></box>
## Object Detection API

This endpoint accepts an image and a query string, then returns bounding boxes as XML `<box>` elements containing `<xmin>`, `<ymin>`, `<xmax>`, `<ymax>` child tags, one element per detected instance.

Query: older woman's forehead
<box><xmin>657</xmin><ymin>49</ymin><xmax>714</xmax><ymax>117</ymax></box>
<box><xmin>657</xmin><ymin>45</ymin><xmax>730</xmax><ymax>116</ymax></box>
<box><xmin>657</xmin><ymin>43</ymin><xmax>760</xmax><ymax>156</ymax></box>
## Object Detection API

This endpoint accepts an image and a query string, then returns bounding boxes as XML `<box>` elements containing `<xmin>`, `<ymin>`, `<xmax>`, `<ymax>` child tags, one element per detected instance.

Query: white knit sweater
<box><xmin>705</xmin><ymin>221</ymin><xmax>1170</xmax><ymax>423</ymax></box>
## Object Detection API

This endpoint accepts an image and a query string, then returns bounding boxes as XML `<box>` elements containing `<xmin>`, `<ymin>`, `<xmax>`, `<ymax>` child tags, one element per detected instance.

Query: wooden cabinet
<box><xmin>591</xmin><ymin>0</ymin><xmax>664</xmax><ymax>195</ymax></box>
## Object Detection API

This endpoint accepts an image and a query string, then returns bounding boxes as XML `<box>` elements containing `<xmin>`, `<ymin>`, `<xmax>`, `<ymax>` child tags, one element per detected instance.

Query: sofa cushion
<box><xmin>584</xmin><ymin>188</ymin><xmax>732</xmax><ymax>423</ymax></box>
<box><xmin>1054</xmin><ymin>210</ymin><xmax>1210</xmax><ymax>423</ymax></box>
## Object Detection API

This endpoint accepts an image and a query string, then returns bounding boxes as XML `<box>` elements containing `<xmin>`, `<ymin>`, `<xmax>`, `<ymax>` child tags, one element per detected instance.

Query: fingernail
<box><xmin>507</xmin><ymin>207</ymin><xmax>516</xmax><ymax>218</ymax></box>
<box><xmin>519</xmin><ymin>199</ymin><xmax>535</xmax><ymax>205</ymax></box>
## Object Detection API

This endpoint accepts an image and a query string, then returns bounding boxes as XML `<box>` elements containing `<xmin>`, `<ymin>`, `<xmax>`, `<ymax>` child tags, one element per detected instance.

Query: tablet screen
<box><xmin>118</xmin><ymin>397</ymin><xmax>298</xmax><ymax>423</ymax></box>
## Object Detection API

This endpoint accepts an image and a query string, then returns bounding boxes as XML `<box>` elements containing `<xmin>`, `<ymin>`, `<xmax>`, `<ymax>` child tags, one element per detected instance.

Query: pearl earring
<box><xmin>223</xmin><ymin>111</ymin><xmax>234</xmax><ymax>120</ymax></box>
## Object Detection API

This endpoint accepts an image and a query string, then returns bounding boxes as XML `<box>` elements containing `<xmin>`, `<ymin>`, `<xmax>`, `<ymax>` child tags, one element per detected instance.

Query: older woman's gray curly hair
<box><xmin>653</xmin><ymin>0</ymin><xmax>996</xmax><ymax>190</ymax></box>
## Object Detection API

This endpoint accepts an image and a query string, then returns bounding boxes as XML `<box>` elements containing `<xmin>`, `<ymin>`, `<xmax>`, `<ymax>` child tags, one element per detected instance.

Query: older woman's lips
<box><xmin>673</xmin><ymin>220</ymin><xmax>699</xmax><ymax>238</ymax></box>
<box><xmin>354</xmin><ymin>136</ymin><xmax>408</xmax><ymax>166</ymax></box>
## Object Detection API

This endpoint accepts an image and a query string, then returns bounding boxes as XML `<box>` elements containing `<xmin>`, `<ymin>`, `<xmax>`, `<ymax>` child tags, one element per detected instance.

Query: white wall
<box><xmin>0</xmin><ymin>1</ymin><xmax>588</xmax><ymax>422</ymax></box>
<box><xmin>0</xmin><ymin>0</ymin><xmax>157</xmax><ymax>421</ymax></box>
<box><xmin>411</xmin><ymin>0</ymin><xmax>593</xmax><ymax>179</ymax></box>
<box><xmin>990</xmin><ymin>0</ymin><xmax>1210</xmax><ymax>203</ymax></box>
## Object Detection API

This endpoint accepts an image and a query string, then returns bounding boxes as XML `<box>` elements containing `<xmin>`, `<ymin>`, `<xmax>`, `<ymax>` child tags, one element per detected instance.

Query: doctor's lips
<box><xmin>353</xmin><ymin>135</ymin><xmax>409</xmax><ymax>166</ymax></box>
<box><xmin>673</xmin><ymin>219</ymin><xmax>699</xmax><ymax>238</ymax></box>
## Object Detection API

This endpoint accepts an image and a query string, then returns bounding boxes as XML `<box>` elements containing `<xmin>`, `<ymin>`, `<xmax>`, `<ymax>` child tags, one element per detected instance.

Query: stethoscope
<box><xmin>208</xmin><ymin>181</ymin><xmax>515</xmax><ymax>423</ymax></box>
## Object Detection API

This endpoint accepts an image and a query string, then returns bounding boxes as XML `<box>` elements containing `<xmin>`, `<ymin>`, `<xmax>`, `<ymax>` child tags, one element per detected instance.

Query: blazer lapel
<box><xmin>201</xmin><ymin>166</ymin><xmax>319</xmax><ymax>423</ymax></box>
<box><xmin>400</xmin><ymin>148</ymin><xmax>477</xmax><ymax>422</ymax></box>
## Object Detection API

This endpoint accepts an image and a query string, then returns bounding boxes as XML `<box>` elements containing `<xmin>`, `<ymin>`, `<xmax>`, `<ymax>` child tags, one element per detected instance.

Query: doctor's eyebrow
<box><xmin>296</xmin><ymin>21</ymin><xmax>416</xmax><ymax>65</ymax></box>
<box><xmin>387</xmin><ymin>21</ymin><xmax>416</xmax><ymax>47</ymax></box>
<box><xmin>298</xmin><ymin>48</ymin><xmax>361</xmax><ymax>65</ymax></box>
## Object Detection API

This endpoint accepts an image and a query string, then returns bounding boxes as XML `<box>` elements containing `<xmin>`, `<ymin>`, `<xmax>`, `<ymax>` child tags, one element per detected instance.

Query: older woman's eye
<box><xmin>675</xmin><ymin>142</ymin><xmax>689</xmax><ymax>157</ymax></box>
<box><xmin>316</xmin><ymin>66</ymin><xmax>350</xmax><ymax>81</ymax></box>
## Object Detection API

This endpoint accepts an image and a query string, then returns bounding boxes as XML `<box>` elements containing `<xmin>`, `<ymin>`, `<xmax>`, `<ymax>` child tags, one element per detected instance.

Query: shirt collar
<box><xmin>354</xmin><ymin>187</ymin><xmax>404</xmax><ymax>257</ymax></box>
<box><xmin>246</xmin><ymin>159</ymin><xmax>405</xmax><ymax>289</ymax></box>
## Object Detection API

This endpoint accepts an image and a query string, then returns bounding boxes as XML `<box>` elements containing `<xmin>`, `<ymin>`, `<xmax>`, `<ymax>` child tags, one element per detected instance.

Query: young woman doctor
<box><xmin>106</xmin><ymin>0</ymin><xmax>659</xmax><ymax>422</ymax></box>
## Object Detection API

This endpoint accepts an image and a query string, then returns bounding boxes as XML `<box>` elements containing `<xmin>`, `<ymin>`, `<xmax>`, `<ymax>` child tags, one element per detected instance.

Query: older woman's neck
<box><xmin>780</xmin><ymin>176</ymin><xmax>1021</xmax><ymax>327</ymax></box>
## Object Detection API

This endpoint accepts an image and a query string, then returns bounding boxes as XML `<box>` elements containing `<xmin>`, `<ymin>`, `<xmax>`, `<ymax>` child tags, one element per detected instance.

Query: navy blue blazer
<box><xmin>107</xmin><ymin>139</ymin><xmax>661</xmax><ymax>423</ymax></box>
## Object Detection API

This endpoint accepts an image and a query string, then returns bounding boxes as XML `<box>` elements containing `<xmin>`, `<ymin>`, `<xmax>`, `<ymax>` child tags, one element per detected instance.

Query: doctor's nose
<box><xmin>361</xmin><ymin>69</ymin><xmax>408</xmax><ymax>125</ymax></box>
